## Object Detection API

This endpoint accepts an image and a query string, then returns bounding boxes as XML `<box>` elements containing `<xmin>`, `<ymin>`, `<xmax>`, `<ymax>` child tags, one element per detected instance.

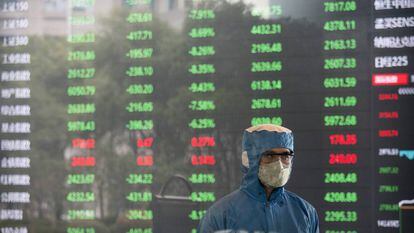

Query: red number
<box><xmin>137</xmin><ymin>137</ymin><xmax>154</xmax><ymax>148</ymax></box>
<box><xmin>136</xmin><ymin>155</ymin><xmax>153</xmax><ymax>166</ymax></box>
<box><xmin>329</xmin><ymin>134</ymin><xmax>357</xmax><ymax>145</ymax></box>
<box><xmin>191</xmin><ymin>136</ymin><xmax>215</xmax><ymax>147</ymax></box>
<box><xmin>191</xmin><ymin>155</ymin><xmax>216</xmax><ymax>165</ymax></box>
<box><xmin>71</xmin><ymin>156</ymin><xmax>96</xmax><ymax>167</ymax></box>
<box><xmin>72</xmin><ymin>138</ymin><xmax>95</xmax><ymax>149</ymax></box>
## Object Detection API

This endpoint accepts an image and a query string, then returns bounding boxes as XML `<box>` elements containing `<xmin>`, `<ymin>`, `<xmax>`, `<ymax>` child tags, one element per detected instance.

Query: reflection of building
<box><xmin>152</xmin><ymin>0</ymin><xmax>187</xmax><ymax>29</ymax></box>
<box><xmin>0</xmin><ymin>0</ymin><xmax>188</xmax><ymax>36</ymax></box>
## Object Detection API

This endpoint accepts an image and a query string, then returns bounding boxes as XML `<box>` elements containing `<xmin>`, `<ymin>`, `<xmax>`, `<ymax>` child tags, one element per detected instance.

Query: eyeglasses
<box><xmin>260</xmin><ymin>151</ymin><xmax>294</xmax><ymax>164</ymax></box>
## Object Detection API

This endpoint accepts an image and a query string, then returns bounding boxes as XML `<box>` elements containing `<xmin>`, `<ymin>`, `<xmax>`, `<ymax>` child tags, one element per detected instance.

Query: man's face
<box><xmin>259</xmin><ymin>148</ymin><xmax>292</xmax><ymax>167</ymax></box>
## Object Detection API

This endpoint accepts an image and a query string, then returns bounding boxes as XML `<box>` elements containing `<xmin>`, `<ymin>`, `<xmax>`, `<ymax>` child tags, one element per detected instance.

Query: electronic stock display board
<box><xmin>0</xmin><ymin>0</ymin><xmax>413</xmax><ymax>233</ymax></box>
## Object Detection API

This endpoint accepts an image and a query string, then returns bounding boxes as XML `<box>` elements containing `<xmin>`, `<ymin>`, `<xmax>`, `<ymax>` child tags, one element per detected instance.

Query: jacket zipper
<box><xmin>265</xmin><ymin>200</ymin><xmax>270</xmax><ymax>232</ymax></box>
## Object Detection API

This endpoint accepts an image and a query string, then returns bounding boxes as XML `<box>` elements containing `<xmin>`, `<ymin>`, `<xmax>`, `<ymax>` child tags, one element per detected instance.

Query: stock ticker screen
<box><xmin>1</xmin><ymin>0</ymin><xmax>414</xmax><ymax>233</ymax></box>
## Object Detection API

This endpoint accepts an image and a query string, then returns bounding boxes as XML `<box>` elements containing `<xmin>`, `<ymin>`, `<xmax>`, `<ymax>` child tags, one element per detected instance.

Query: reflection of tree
<box><xmin>0</xmin><ymin>1</ymin><xmax>321</xmax><ymax>231</ymax></box>
<box><xmin>27</xmin><ymin>36</ymin><xmax>68</xmax><ymax>223</ymax></box>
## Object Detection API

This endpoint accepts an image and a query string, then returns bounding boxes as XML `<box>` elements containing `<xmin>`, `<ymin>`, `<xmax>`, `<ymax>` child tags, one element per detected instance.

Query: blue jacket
<box><xmin>198</xmin><ymin>126</ymin><xmax>319</xmax><ymax>233</ymax></box>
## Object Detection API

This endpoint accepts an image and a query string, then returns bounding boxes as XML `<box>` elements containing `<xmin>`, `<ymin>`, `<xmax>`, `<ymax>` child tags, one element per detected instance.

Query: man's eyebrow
<box><xmin>263</xmin><ymin>150</ymin><xmax>292</xmax><ymax>155</ymax></box>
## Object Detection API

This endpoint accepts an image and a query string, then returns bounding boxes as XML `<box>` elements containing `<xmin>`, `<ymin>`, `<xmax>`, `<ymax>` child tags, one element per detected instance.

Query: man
<box><xmin>198</xmin><ymin>124</ymin><xmax>319</xmax><ymax>233</ymax></box>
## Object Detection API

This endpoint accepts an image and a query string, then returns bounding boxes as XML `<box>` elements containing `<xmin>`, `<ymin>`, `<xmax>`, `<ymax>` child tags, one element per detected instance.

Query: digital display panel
<box><xmin>1</xmin><ymin>0</ymin><xmax>413</xmax><ymax>233</ymax></box>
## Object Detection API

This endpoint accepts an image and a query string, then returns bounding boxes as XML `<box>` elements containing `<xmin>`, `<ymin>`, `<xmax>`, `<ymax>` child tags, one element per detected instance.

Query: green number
<box><xmin>188</xmin><ymin>27</ymin><xmax>215</xmax><ymax>38</ymax></box>
<box><xmin>324</xmin><ymin>20</ymin><xmax>356</xmax><ymax>31</ymax></box>
<box><xmin>71</xmin><ymin>0</ymin><xmax>95</xmax><ymax>7</ymax></box>
<box><xmin>324</xmin><ymin>211</ymin><xmax>358</xmax><ymax>222</ymax></box>
<box><xmin>251</xmin><ymin>61</ymin><xmax>282</xmax><ymax>72</ymax></box>
<box><xmin>67</xmin><ymin>33</ymin><xmax>95</xmax><ymax>43</ymax></box>
<box><xmin>127</xmin><ymin>210</ymin><xmax>153</xmax><ymax>220</ymax></box>
<box><xmin>67</xmin><ymin>227</ymin><xmax>96</xmax><ymax>233</ymax></box>
<box><xmin>126</xmin><ymin>120</ymin><xmax>153</xmax><ymax>130</ymax></box>
<box><xmin>188</xmin><ymin>9</ymin><xmax>215</xmax><ymax>20</ymax></box>
<box><xmin>188</xmin><ymin>100</ymin><xmax>215</xmax><ymax>111</ymax></box>
<box><xmin>251</xmin><ymin>80</ymin><xmax>282</xmax><ymax>90</ymax></box>
<box><xmin>126</xmin><ymin>84</ymin><xmax>153</xmax><ymax>94</ymax></box>
<box><xmin>188</xmin><ymin>64</ymin><xmax>215</xmax><ymax>74</ymax></box>
<box><xmin>324</xmin><ymin>192</ymin><xmax>357</xmax><ymax>203</ymax></box>
<box><xmin>126</xmin><ymin>174</ymin><xmax>153</xmax><ymax>184</ymax></box>
<box><xmin>126</xmin><ymin>102</ymin><xmax>153</xmax><ymax>112</ymax></box>
<box><xmin>188</xmin><ymin>173</ymin><xmax>216</xmax><ymax>184</ymax></box>
<box><xmin>67</xmin><ymin>121</ymin><xmax>95</xmax><ymax>131</ymax></box>
<box><xmin>324</xmin><ymin>77</ymin><xmax>356</xmax><ymax>88</ymax></box>
<box><xmin>126</xmin><ymin>66</ymin><xmax>154</xmax><ymax>77</ymax></box>
<box><xmin>67</xmin><ymin>192</ymin><xmax>95</xmax><ymax>202</ymax></box>
<box><xmin>188</xmin><ymin>82</ymin><xmax>215</xmax><ymax>92</ymax></box>
<box><xmin>378</xmin><ymin>167</ymin><xmax>399</xmax><ymax>174</ymax></box>
<box><xmin>67</xmin><ymin>210</ymin><xmax>95</xmax><ymax>220</ymax></box>
<box><xmin>324</xmin><ymin>96</ymin><xmax>357</xmax><ymax>107</ymax></box>
<box><xmin>126</xmin><ymin>192</ymin><xmax>152</xmax><ymax>202</ymax></box>
<box><xmin>127</xmin><ymin>30</ymin><xmax>152</xmax><ymax>40</ymax></box>
<box><xmin>189</xmin><ymin>118</ymin><xmax>215</xmax><ymax>129</ymax></box>
<box><xmin>251</xmin><ymin>117</ymin><xmax>282</xmax><ymax>126</ymax></box>
<box><xmin>324</xmin><ymin>39</ymin><xmax>356</xmax><ymax>50</ymax></box>
<box><xmin>251</xmin><ymin>98</ymin><xmax>281</xmax><ymax>109</ymax></box>
<box><xmin>125</xmin><ymin>0</ymin><xmax>152</xmax><ymax>6</ymax></box>
<box><xmin>251</xmin><ymin>24</ymin><xmax>281</xmax><ymax>34</ymax></box>
<box><xmin>68</xmin><ymin>50</ymin><xmax>95</xmax><ymax>61</ymax></box>
<box><xmin>67</xmin><ymin>68</ymin><xmax>95</xmax><ymax>79</ymax></box>
<box><xmin>126</xmin><ymin>228</ymin><xmax>152</xmax><ymax>233</ymax></box>
<box><xmin>251</xmin><ymin>42</ymin><xmax>282</xmax><ymax>53</ymax></box>
<box><xmin>324</xmin><ymin>172</ymin><xmax>357</xmax><ymax>183</ymax></box>
<box><xmin>69</xmin><ymin>16</ymin><xmax>95</xmax><ymax>25</ymax></box>
<box><xmin>126</xmin><ymin>48</ymin><xmax>153</xmax><ymax>59</ymax></box>
<box><xmin>126</xmin><ymin>12</ymin><xmax>152</xmax><ymax>23</ymax></box>
<box><xmin>190</xmin><ymin>192</ymin><xmax>216</xmax><ymax>202</ymax></box>
<box><xmin>67</xmin><ymin>174</ymin><xmax>94</xmax><ymax>185</ymax></box>
<box><xmin>324</xmin><ymin>58</ymin><xmax>356</xmax><ymax>70</ymax></box>
<box><xmin>324</xmin><ymin>115</ymin><xmax>357</xmax><ymax>126</ymax></box>
<box><xmin>189</xmin><ymin>45</ymin><xmax>215</xmax><ymax>56</ymax></box>
<box><xmin>68</xmin><ymin>103</ymin><xmax>95</xmax><ymax>114</ymax></box>
<box><xmin>189</xmin><ymin>210</ymin><xmax>207</xmax><ymax>220</ymax></box>
<box><xmin>67</xmin><ymin>86</ymin><xmax>96</xmax><ymax>96</ymax></box>
<box><xmin>324</xmin><ymin>1</ymin><xmax>357</xmax><ymax>12</ymax></box>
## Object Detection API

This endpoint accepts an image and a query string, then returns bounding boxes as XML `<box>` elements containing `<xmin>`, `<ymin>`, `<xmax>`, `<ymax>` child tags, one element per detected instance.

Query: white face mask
<box><xmin>258</xmin><ymin>160</ymin><xmax>291</xmax><ymax>188</ymax></box>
